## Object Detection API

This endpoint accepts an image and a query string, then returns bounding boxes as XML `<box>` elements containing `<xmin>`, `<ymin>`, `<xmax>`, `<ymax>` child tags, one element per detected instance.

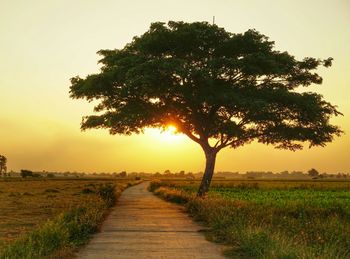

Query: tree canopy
<box><xmin>308</xmin><ymin>168</ymin><xmax>320</xmax><ymax>178</ymax></box>
<box><xmin>70</xmin><ymin>21</ymin><xmax>342</xmax><ymax>196</ymax></box>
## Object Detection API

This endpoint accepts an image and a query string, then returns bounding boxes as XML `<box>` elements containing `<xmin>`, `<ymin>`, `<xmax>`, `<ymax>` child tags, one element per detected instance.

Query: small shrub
<box><xmin>154</xmin><ymin>187</ymin><xmax>191</xmax><ymax>204</ymax></box>
<box><xmin>97</xmin><ymin>184</ymin><xmax>116</xmax><ymax>207</ymax></box>
<box><xmin>148</xmin><ymin>180</ymin><xmax>162</xmax><ymax>192</ymax></box>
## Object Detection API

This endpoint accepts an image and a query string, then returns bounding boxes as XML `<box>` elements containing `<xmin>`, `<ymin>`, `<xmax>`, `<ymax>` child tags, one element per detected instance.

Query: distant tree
<box><xmin>20</xmin><ymin>169</ymin><xmax>33</xmax><ymax>178</ymax></box>
<box><xmin>0</xmin><ymin>155</ymin><xmax>7</xmax><ymax>176</ymax></box>
<box><xmin>280</xmin><ymin>170</ymin><xmax>289</xmax><ymax>176</ymax></box>
<box><xmin>70</xmin><ymin>21</ymin><xmax>342</xmax><ymax>197</ymax></box>
<box><xmin>46</xmin><ymin>173</ymin><xmax>55</xmax><ymax>178</ymax></box>
<box><xmin>308</xmin><ymin>168</ymin><xmax>319</xmax><ymax>178</ymax></box>
<box><xmin>119</xmin><ymin>171</ymin><xmax>127</xmax><ymax>177</ymax></box>
<box><xmin>290</xmin><ymin>171</ymin><xmax>305</xmax><ymax>178</ymax></box>
<box><xmin>163</xmin><ymin>169</ymin><xmax>171</xmax><ymax>175</ymax></box>
<box><xmin>178</xmin><ymin>170</ymin><xmax>185</xmax><ymax>177</ymax></box>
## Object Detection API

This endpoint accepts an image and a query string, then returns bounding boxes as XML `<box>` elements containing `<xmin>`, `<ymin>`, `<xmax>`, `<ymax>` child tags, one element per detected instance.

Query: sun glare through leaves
<box><xmin>145</xmin><ymin>125</ymin><xmax>185</xmax><ymax>143</ymax></box>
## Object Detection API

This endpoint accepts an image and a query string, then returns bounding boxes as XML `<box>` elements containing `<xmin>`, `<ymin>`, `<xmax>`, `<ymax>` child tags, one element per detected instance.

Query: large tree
<box><xmin>70</xmin><ymin>21</ymin><xmax>342</xmax><ymax>197</ymax></box>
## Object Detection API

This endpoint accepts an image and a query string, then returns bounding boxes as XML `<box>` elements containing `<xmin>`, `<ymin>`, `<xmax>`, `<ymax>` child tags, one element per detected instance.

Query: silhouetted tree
<box><xmin>178</xmin><ymin>170</ymin><xmax>185</xmax><ymax>177</ymax></box>
<box><xmin>70</xmin><ymin>21</ymin><xmax>342</xmax><ymax>197</ymax></box>
<box><xmin>308</xmin><ymin>168</ymin><xmax>320</xmax><ymax>178</ymax></box>
<box><xmin>119</xmin><ymin>171</ymin><xmax>127</xmax><ymax>177</ymax></box>
<box><xmin>20</xmin><ymin>169</ymin><xmax>33</xmax><ymax>178</ymax></box>
<box><xmin>0</xmin><ymin>155</ymin><xmax>7</xmax><ymax>176</ymax></box>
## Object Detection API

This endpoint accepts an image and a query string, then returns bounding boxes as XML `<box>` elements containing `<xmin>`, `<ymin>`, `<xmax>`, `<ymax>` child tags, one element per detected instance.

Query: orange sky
<box><xmin>0</xmin><ymin>0</ymin><xmax>349</xmax><ymax>173</ymax></box>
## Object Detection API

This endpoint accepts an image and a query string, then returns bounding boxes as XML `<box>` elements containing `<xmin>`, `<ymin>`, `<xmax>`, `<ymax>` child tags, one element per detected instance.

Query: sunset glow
<box><xmin>0</xmin><ymin>0</ymin><xmax>349</xmax><ymax>173</ymax></box>
<box><xmin>145</xmin><ymin>126</ymin><xmax>185</xmax><ymax>143</ymax></box>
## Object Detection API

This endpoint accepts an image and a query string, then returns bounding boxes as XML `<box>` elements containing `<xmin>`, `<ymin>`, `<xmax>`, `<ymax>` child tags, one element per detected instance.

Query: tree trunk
<box><xmin>197</xmin><ymin>149</ymin><xmax>217</xmax><ymax>197</ymax></box>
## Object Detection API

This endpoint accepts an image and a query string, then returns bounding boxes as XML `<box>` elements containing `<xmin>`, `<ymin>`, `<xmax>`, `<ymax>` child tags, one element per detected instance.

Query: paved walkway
<box><xmin>78</xmin><ymin>182</ymin><xmax>226</xmax><ymax>259</ymax></box>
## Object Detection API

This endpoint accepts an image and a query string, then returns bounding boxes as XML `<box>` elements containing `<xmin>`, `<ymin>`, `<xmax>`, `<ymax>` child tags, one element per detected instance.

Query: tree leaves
<box><xmin>70</xmin><ymin>21</ymin><xmax>342</xmax><ymax>152</ymax></box>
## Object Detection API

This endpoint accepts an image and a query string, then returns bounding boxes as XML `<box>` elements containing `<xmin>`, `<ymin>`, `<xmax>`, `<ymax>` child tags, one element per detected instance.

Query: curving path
<box><xmin>78</xmin><ymin>182</ymin><xmax>226</xmax><ymax>259</ymax></box>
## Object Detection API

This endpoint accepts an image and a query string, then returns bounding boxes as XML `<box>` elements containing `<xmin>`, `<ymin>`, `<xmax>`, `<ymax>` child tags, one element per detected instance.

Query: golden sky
<box><xmin>0</xmin><ymin>0</ymin><xmax>349</xmax><ymax>173</ymax></box>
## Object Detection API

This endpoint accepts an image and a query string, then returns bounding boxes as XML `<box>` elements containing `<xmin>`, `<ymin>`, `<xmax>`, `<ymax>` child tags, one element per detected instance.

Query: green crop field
<box><xmin>150</xmin><ymin>179</ymin><xmax>350</xmax><ymax>258</ymax></box>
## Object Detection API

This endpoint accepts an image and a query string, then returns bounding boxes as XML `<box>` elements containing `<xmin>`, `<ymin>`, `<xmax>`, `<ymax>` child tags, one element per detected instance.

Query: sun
<box><xmin>166</xmin><ymin>125</ymin><xmax>177</xmax><ymax>134</ymax></box>
<box><xmin>161</xmin><ymin>125</ymin><xmax>178</xmax><ymax>141</ymax></box>
<box><xmin>145</xmin><ymin>125</ymin><xmax>185</xmax><ymax>143</ymax></box>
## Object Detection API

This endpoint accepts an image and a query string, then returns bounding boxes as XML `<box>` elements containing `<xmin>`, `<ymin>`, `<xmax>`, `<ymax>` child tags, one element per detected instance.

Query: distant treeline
<box><xmin>1</xmin><ymin>168</ymin><xmax>349</xmax><ymax>180</ymax></box>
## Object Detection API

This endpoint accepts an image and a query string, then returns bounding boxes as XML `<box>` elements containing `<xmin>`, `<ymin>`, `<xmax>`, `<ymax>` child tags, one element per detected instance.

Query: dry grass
<box><xmin>0</xmin><ymin>178</ymin><xmax>132</xmax><ymax>249</ymax></box>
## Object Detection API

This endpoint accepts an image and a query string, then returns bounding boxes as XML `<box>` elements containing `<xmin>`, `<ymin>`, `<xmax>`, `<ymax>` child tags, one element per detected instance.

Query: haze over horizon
<box><xmin>1</xmin><ymin>0</ymin><xmax>349</xmax><ymax>173</ymax></box>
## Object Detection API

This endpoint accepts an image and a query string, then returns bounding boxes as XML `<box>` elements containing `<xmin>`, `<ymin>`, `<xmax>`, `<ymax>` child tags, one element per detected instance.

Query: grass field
<box><xmin>150</xmin><ymin>179</ymin><xmax>350</xmax><ymax>258</ymax></box>
<box><xmin>0</xmin><ymin>178</ymin><xmax>137</xmax><ymax>258</ymax></box>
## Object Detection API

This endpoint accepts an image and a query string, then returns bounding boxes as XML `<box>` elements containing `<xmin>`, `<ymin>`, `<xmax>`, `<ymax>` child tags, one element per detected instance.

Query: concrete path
<box><xmin>78</xmin><ymin>182</ymin><xmax>226</xmax><ymax>259</ymax></box>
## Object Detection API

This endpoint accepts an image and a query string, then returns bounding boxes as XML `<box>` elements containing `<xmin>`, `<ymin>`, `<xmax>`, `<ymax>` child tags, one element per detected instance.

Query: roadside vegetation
<box><xmin>0</xmin><ymin>178</ymin><xmax>140</xmax><ymax>258</ymax></box>
<box><xmin>149</xmin><ymin>179</ymin><xmax>350</xmax><ymax>258</ymax></box>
